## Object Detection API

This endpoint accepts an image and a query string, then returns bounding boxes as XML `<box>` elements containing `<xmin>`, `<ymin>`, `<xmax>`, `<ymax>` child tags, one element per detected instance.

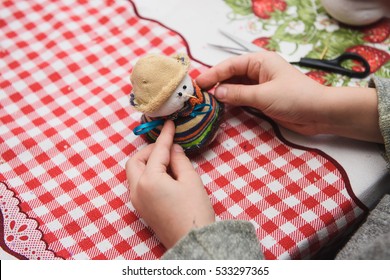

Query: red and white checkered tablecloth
<box><xmin>0</xmin><ymin>0</ymin><xmax>366</xmax><ymax>260</ymax></box>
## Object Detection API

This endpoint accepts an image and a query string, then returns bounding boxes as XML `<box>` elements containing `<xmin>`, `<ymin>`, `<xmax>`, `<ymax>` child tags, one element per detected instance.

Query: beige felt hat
<box><xmin>130</xmin><ymin>53</ymin><xmax>190</xmax><ymax>113</ymax></box>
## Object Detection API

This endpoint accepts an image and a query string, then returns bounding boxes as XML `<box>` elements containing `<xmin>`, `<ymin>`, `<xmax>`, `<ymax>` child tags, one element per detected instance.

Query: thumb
<box><xmin>214</xmin><ymin>83</ymin><xmax>262</xmax><ymax>107</ymax></box>
<box><xmin>169</xmin><ymin>144</ymin><xmax>197</xmax><ymax>181</ymax></box>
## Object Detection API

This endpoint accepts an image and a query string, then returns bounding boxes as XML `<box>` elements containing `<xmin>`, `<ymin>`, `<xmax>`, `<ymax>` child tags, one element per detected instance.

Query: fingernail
<box><xmin>215</xmin><ymin>86</ymin><xmax>227</xmax><ymax>99</ymax></box>
<box><xmin>173</xmin><ymin>144</ymin><xmax>183</xmax><ymax>152</ymax></box>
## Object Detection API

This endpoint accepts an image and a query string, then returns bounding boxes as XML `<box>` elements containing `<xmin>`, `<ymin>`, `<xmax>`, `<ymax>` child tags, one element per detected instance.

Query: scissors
<box><xmin>210</xmin><ymin>29</ymin><xmax>371</xmax><ymax>79</ymax></box>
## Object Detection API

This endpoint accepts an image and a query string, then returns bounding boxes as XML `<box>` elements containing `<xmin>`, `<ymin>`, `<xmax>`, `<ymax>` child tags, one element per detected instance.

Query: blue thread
<box><xmin>133</xmin><ymin>104</ymin><xmax>213</xmax><ymax>135</ymax></box>
<box><xmin>190</xmin><ymin>104</ymin><xmax>212</xmax><ymax>118</ymax></box>
<box><xmin>133</xmin><ymin>119</ymin><xmax>164</xmax><ymax>135</ymax></box>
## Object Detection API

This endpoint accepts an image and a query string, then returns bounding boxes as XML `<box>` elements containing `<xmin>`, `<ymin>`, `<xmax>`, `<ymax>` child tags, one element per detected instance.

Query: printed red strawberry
<box><xmin>361</xmin><ymin>18</ymin><xmax>390</xmax><ymax>43</ymax></box>
<box><xmin>305</xmin><ymin>71</ymin><xmax>331</xmax><ymax>86</ymax></box>
<box><xmin>346</xmin><ymin>45</ymin><xmax>390</xmax><ymax>73</ymax></box>
<box><xmin>252</xmin><ymin>0</ymin><xmax>287</xmax><ymax>19</ymax></box>
<box><xmin>252</xmin><ymin>37</ymin><xmax>276</xmax><ymax>51</ymax></box>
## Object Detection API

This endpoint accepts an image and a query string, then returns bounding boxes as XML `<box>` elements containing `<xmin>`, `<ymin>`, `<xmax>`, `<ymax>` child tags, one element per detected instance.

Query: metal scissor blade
<box><xmin>208</xmin><ymin>43</ymin><xmax>249</xmax><ymax>55</ymax></box>
<box><xmin>219</xmin><ymin>29</ymin><xmax>264</xmax><ymax>53</ymax></box>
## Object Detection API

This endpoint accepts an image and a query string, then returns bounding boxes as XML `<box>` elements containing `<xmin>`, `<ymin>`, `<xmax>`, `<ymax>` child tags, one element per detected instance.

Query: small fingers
<box><xmin>214</xmin><ymin>83</ymin><xmax>264</xmax><ymax>107</ymax></box>
<box><xmin>126</xmin><ymin>144</ymin><xmax>154</xmax><ymax>190</ymax></box>
<box><xmin>146</xmin><ymin>120</ymin><xmax>176</xmax><ymax>173</ymax></box>
<box><xmin>196</xmin><ymin>53</ymin><xmax>264</xmax><ymax>89</ymax></box>
<box><xmin>169</xmin><ymin>144</ymin><xmax>198</xmax><ymax>181</ymax></box>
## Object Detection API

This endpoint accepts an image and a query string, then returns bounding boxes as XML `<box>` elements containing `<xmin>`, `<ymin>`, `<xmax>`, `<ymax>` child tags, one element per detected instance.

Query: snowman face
<box><xmin>147</xmin><ymin>74</ymin><xmax>194</xmax><ymax>118</ymax></box>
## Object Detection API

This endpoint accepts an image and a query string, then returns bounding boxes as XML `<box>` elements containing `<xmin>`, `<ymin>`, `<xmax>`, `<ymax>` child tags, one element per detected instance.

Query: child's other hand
<box><xmin>126</xmin><ymin>120</ymin><xmax>215</xmax><ymax>249</ymax></box>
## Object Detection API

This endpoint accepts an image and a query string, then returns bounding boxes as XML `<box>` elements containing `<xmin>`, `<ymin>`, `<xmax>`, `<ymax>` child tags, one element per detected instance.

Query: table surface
<box><xmin>0</xmin><ymin>0</ymin><xmax>389</xmax><ymax>260</ymax></box>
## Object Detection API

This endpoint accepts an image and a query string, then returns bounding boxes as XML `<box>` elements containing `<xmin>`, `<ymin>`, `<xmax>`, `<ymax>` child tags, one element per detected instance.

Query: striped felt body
<box><xmin>141</xmin><ymin>89</ymin><xmax>224</xmax><ymax>153</ymax></box>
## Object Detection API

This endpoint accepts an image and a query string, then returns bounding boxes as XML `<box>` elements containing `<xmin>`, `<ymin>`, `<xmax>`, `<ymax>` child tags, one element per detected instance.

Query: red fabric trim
<box><xmin>127</xmin><ymin>0</ymin><xmax>211</xmax><ymax>69</ymax></box>
<box><xmin>0</xmin><ymin>181</ymin><xmax>64</xmax><ymax>260</ymax></box>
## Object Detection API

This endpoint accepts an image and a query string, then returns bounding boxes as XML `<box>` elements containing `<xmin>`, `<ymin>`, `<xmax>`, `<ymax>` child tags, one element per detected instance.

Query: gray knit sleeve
<box><xmin>371</xmin><ymin>76</ymin><xmax>390</xmax><ymax>164</ymax></box>
<box><xmin>336</xmin><ymin>194</ymin><xmax>390</xmax><ymax>259</ymax></box>
<box><xmin>336</xmin><ymin>77</ymin><xmax>390</xmax><ymax>260</ymax></box>
<box><xmin>161</xmin><ymin>220</ymin><xmax>264</xmax><ymax>260</ymax></box>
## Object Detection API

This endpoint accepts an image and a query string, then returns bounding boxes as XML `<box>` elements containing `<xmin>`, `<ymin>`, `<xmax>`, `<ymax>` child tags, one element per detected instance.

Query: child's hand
<box><xmin>126</xmin><ymin>120</ymin><xmax>215</xmax><ymax>249</ymax></box>
<box><xmin>196</xmin><ymin>51</ymin><xmax>328</xmax><ymax>136</ymax></box>
<box><xmin>197</xmin><ymin>51</ymin><xmax>382</xmax><ymax>143</ymax></box>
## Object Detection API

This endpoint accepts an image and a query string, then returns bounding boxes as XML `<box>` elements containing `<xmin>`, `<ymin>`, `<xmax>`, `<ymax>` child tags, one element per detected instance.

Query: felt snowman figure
<box><xmin>130</xmin><ymin>53</ymin><xmax>224</xmax><ymax>154</ymax></box>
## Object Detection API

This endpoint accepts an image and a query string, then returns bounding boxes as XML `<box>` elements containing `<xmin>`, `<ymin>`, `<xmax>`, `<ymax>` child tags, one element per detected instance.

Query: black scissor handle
<box><xmin>297</xmin><ymin>52</ymin><xmax>371</xmax><ymax>79</ymax></box>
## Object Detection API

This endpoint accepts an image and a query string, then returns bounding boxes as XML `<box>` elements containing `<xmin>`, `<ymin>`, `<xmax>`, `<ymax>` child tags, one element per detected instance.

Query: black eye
<box><xmin>183</xmin><ymin>85</ymin><xmax>187</xmax><ymax>90</ymax></box>
<box><xmin>178</xmin><ymin>92</ymin><xmax>183</xmax><ymax>97</ymax></box>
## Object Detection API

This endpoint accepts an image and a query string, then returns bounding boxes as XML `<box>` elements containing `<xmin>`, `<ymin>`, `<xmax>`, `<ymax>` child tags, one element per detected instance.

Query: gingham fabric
<box><xmin>0</xmin><ymin>0</ymin><xmax>365</xmax><ymax>260</ymax></box>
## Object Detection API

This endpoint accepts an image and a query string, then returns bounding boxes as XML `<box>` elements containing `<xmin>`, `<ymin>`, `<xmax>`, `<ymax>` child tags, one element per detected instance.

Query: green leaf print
<box><xmin>224</xmin><ymin>0</ymin><xmax>252</xmax><ymax>16</ymax></box>
<box><xmin>224</xmin><ymin>0</ymin><xmax>390</xmax><ymax>84</ymax></box>
<box><xmin>295</xmin><ymin>1</ymin><xmax>317</xmax><ymax>24</ymax></box>
<box><xmin>376</xmin><ymin>61</ymin><xmax>390</xmax><ymax>78</ymax></box>
<box><xmin>305</xmin><ymin>28</ymin><xmax>363</xmax><ymax>59</ymax></box>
